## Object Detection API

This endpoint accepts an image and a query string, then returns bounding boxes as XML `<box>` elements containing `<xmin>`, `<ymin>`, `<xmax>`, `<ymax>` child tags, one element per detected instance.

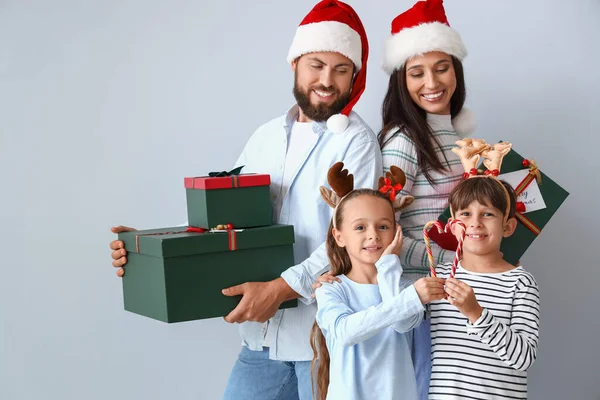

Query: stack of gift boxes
<box><xmin>119</xmin><ymin>170</ymin><xmax>297</xmax><ymax>323</ymax></box>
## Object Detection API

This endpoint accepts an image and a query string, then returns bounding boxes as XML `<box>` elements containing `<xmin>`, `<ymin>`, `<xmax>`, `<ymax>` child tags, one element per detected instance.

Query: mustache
<box><xmin>311</xmin><ymin>85</ymin><xmax>338</xmax><ymax>94</ymax></box>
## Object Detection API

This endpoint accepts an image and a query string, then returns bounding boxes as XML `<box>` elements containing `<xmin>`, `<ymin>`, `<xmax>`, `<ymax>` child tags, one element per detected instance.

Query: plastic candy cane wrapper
<box><xmin>422</xmin><ymin>219</ymin><xmax>466</xmax><ymax>278</ymax></box>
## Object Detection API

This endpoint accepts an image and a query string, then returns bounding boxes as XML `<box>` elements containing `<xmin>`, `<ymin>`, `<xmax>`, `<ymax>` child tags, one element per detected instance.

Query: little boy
<box><xmin>428</xmin><ymin>177</ymin><xmax>540</xmax><ymax>400</ymax></box>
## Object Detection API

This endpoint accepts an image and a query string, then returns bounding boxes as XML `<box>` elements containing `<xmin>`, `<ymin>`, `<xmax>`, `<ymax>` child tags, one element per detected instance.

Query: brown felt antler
<box><xmin>378</xmin><ymin>165</ymin><xmax>414</xmax><ymax>212</ymax></box>
<box><xmin>320</xmin><ymin>162</ymin><xmax>354</xmax><ymax>208</ymax></box>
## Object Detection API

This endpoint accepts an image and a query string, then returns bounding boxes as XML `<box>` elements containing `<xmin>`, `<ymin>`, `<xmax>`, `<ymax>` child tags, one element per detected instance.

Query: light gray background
<box><xmin>1</xmin><ymin>0</ymin><xmax>598</xmax><ymax>399</ymax></box>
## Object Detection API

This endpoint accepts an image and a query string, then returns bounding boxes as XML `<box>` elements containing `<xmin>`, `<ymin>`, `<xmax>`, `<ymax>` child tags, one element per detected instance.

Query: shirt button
<box><xmin>278</xmin><ymin>165</ymin><xmax>283</xmax><ymax>170</ymax></box>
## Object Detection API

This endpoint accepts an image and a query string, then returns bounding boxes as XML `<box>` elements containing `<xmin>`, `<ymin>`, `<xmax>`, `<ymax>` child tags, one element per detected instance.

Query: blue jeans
<box><xmin>412</xmin><ymin>318</ymin><xmax>432</xmax><ymax>400</ymax></box>
<box><xmin>222</xmin><ymin>347</ymin><xmax>313</xmax><ymax>400</ymax></box>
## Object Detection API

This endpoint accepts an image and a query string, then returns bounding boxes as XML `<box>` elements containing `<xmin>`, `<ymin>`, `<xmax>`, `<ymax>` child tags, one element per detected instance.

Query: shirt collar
<box><xmin>283</xmin><ymin>104</ymin><xmax>327</xmax><ymax>136</ymax></box>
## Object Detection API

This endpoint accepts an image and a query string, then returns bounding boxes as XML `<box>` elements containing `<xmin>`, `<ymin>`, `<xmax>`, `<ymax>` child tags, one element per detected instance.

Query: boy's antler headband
<box><xmin>451</xmin><ymin>138</ymin><xmax>513</xmax><ymax>222</ymax></box>
<box><xmin>319</xmin><ymin>162</ymin><xmax>414</xmax><ymax>228</ymax></box>
<box><xmin>422</xmin><ymin>139</ymin><xmax>513</xmax><ymax>279</ymax></box>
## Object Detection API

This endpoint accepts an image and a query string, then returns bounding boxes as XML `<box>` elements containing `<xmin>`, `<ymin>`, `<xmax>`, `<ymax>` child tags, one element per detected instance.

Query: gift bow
<box><xmin>208</xmin><ymin>165</ymin><xmax>244</xmax><ymax>177</ymax></box>
<box><xmin>528</xmin><ymin>159</ymin><xmax>542</xmax><ymax>185</ymax></box>
<box><xmin>379</xmin><ymin>177</ymin><xmax>403</xmax><ymax>202</ymax></box>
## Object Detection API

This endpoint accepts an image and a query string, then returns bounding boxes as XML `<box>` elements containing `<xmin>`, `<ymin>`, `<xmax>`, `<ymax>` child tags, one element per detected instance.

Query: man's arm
<box><xmin>280</xmin><ymin>136</ymin><xmax>382</xmax><ymax>303</ymax></box>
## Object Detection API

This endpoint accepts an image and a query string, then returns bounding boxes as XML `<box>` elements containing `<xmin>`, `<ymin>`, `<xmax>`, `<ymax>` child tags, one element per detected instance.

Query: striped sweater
<box><xmin>429</xmin><ymin>263</ymin><xmax>540</xmax><ymax>400</ymax></box>
<box><xmin>381</xmin><ymin>113</ymin><xmax>464</xmax><ymax>282</ymax></box>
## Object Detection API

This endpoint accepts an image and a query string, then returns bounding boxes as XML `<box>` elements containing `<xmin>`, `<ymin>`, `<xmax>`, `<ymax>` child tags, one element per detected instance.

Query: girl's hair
<box><xmin>310</xmin><ymin>189</ymin><xmax>395</xmax><ymax>400</ymax></box>
<box><xmin>377</xmin><ymin>56</ymin><xmax>466</xmax><ymax>184</ymax></box>
<box><xmin>449</xmin><ymin>178</ymin><xmax>517</xmax><ymax>218</ymax></box>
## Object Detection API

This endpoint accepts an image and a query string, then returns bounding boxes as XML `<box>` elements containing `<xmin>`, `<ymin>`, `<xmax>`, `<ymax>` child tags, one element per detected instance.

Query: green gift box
<box><xmin>439</xmin><ymin>146</ymin><xmax>570</xmax><ymax>265</ymax></box>
<box><xmin>184</xmin><ymin>172</ymin><xmax>272</xmax><ymax>229</ymax></box>
<box><xmin>118</xmin><ymin>225</ymin><xmax>297</xmax><ymax>323</ymax></box>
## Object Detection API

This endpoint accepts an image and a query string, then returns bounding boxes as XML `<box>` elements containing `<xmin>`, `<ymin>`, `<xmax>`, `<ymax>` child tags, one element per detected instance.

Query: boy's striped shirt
<box><xmin>428</xmin><ymin>263</ymin><xmax>540</xmax><ymax>399</ymax></box>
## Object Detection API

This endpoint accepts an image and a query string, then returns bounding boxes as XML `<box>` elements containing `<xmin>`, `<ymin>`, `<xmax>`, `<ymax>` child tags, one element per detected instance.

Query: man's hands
<box><xmin>222</xmin><ymin>277</ymin><xmax>299</xmax><ymax>324</ymax></box>
<box><xmin>109</xmin><ymin>226</ymin><xmax>136</xmax><ymax>277</ymax></box>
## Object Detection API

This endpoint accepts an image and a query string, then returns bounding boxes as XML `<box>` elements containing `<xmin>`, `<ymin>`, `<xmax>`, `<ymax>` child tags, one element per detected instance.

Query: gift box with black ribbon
<box><xmin>118</xmin><ymin>225</ymin><xmax>297</xmax><ymax>323</ymax></box>
<box><xmin>185</xmin><ymin>166</ymin><xmax>272</xmax><ymax>230</ymax></box>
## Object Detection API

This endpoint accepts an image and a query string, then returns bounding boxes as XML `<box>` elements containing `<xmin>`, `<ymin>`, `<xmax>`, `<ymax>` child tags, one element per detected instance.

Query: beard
<box><xmin>293</xmin><ymin>73</ymin><xmax>351</xmax><ymax>122</ymax></box>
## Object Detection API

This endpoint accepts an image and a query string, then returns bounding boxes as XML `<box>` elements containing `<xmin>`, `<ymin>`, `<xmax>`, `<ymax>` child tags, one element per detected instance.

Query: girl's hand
<box><xmin>310</xmin><ymin>271</ymin><xmax>342</xmax><ymax>298</ymax></box>
<box><xmin>381</xmin><ymin>225</ymin><xmax>403</xmax><ymax>257</ymax></box>
<box><xmin>444</xmin><ymin>278</ymin><xmax>483</xmax><ymax>324</ymax></box>
<box><xmin>413</xmin><ymin>277</ymin><xmax>446</xmax><ymax>304</ymax></box>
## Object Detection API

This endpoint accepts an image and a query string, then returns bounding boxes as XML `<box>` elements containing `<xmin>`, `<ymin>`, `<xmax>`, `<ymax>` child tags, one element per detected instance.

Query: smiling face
<box><xmin>453</xmin><ymin>200</ymin><xmax>517</xmax><ymax>257</ymax></box>
<box><xmin>332</xmin><ymin>194</ymin><xmax>396</xmax><ymax>270</ymax></box>
<box><xmin>405</xmin><ymin>51</ymin><xmax>457</xmax><ymax>115</ymax></box>
<box><xmin>292</xmin><ymin>52</ymin><xmax>354</xmax><ymax>122</ymax></box>
<box><xmin>449</xmin><ymin>178</ymin><xmax>518</xmax><ymax>260</ymax></box>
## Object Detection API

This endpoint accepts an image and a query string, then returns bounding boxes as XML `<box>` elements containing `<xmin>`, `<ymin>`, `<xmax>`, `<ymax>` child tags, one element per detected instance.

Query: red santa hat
<box><xmin>383</xmin><ymin>0</ymin><xmax>474</xmax><ymax>136</ymax></box>
<box><xmin>287</xmin><ymin>0</ymin><xmax>368</xmax><ymax>134</ymax></box>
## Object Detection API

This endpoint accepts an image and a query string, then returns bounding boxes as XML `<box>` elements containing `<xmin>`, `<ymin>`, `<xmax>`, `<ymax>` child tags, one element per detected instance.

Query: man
<box><xmin>109</xmin><ymin>1</ymin><xmax>382</xmax><ymax>398</ymax></box>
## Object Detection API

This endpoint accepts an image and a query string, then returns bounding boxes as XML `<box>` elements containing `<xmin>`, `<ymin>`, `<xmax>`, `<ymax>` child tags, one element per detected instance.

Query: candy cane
<box><xmin>446</xmin><ymin>219</ymin><xmax>466</xmax><ymax>278</ymax></box>
<box><xmin>423</xmin><ymin>220</ymin><xmax>445</xmax><ymax>277</ymax></box>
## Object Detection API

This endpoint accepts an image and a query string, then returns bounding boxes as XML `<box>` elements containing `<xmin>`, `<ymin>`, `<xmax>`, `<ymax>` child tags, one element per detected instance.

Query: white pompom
<box><xmin>452</xmin><ymin>107</ymin><xmax>476</xmax><ymax>137</ymax></box>
<box><xmin>327</xmin><ymin>114</ymin><xmax>349</xmax><ymax>134</ymax></box>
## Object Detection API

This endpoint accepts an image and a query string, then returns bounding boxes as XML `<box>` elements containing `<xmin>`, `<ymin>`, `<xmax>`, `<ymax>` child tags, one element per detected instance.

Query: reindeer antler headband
<box><xmin>451</xmin><ymin>138</ymin><xmax>514</xmax><ymax>222</ymax></box>
<box><xmin>320</xmin><ymin>162</ymin><xmax>414</xmax><ymax>228</ymax></box>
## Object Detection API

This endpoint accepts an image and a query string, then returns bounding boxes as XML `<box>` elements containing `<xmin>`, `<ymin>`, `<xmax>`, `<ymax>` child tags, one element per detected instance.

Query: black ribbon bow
<box><xmin>208</xmin><ymin>165</ymin><xmax>244</xmax><ymax>177</ymax></box>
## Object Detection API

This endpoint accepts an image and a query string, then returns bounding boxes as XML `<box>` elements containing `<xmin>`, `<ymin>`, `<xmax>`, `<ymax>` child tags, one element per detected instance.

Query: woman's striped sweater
<box><xmin>381</xmin><ymin>113</ymin><xmax>465</xmax><ymax>282</ymax></box>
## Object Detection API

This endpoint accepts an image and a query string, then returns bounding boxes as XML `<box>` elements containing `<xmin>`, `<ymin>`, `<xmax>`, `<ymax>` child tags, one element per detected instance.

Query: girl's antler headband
<box><xmin>319</xmin><ymin>162</ymin><xmax>415</xmax><ymax>227</ymax></box>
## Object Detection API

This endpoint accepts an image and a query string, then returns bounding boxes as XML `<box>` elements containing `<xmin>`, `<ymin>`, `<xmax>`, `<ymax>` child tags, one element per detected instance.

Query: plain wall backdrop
<box><xmin>1</xmin><ymin>0</ymin><xmax>599</xmax><ymax>399</ymax></box>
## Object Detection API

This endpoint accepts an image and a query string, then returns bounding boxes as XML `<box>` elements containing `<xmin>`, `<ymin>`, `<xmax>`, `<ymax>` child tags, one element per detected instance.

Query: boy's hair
<box><xmin>449</xmin><ymin>178</ymin><xmax>517</xmax><ymax>219</ymax></box>
<box><xmin>310</xmin><ymin>188</ymin><xmax>395</xmax><ymax>400</ymax></box>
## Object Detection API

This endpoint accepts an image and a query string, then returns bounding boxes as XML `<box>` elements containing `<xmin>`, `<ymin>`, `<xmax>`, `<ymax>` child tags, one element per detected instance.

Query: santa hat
<box><xmin>287</xmin><ymin>0</ymin><xmax>368</xmax><ymax>134</ymax></box>
<box><xmin>383</xmin><ymin>0</ymin><xmax>475</xmax><ymax>136</ymax></box>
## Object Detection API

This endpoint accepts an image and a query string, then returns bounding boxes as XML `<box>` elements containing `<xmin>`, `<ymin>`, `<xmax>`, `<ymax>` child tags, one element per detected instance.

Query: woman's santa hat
<box><xmin>287</xmin><ymin>0</ymin><xmax>368</xmax><ymax>134</ymax></box>
<box><xmin>383</xmin><ymin>0</ymin><xmax>475</xmax><ymax>136</ymax></box>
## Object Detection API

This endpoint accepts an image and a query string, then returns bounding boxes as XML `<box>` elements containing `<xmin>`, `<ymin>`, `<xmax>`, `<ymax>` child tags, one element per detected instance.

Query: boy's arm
<box><xmin>465</xmin><ymin>276</ymin><xmax>540</xmax><ymax>371</ymax></box>
<box><xmin>315</xmin><ymin>281</ymin><xmax>424</xmax><ymax>347</ymax></box>
<box><xmin>376</xmin><ymin>254</ymin><xmax>424</xmax><ymax>333</ymax></box>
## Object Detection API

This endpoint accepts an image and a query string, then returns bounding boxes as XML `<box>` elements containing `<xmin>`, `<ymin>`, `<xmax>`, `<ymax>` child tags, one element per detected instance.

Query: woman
<box><xmin>380</xmin><ymin>0</ymin><xmax>475</xmax><ymax>398</ymax></box>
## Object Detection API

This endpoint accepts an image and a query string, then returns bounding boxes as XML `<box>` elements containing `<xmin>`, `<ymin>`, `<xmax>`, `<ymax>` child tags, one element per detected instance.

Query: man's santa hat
<box><xmin>383</xmin><ymin>0</ymin><xmax>475</xmax><ymax>136</ymax></box>
<box><xmin>287</xmin><ymin>0</ymin><xmax>368</xmax><ymax>134</ymax></box>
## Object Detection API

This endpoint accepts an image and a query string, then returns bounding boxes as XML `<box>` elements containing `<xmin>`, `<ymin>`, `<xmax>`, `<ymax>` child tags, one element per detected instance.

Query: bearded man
<box><xmin>109</xmin><ymin>1</ymin><xmax>381</xmax><ymax>398</ymax></box>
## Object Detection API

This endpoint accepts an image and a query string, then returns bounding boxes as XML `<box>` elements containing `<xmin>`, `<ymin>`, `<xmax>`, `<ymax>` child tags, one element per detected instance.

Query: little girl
<box><xmin>311</xmin><ymin>168</ymin><xmax>446</xmax><ymax>400</ymax></box>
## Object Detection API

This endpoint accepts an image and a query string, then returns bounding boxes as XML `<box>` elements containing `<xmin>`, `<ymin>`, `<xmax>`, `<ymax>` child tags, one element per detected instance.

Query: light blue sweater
<box><xmin>315</xmin><ymin>255</ymin><xmax>425</xmax><ymax>400</ymax></box>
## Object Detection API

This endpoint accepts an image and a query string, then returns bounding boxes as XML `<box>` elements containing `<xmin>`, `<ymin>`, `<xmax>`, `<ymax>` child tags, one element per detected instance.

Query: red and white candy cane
<box><xmin>446</xmin><ymin>219</ymin><xmax>466</xmax><ymax>278</ymax></box>
<box><xmin>423</xmin><ymin>220</ymin><xmax>445</xmax><ymax>277</ymax></box>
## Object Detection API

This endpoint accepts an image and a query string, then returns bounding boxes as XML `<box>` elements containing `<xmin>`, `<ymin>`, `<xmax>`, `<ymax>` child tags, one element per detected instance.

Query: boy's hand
<box><xmin>444</xmin><ymin>278</ymin><xmax>483</xmax><ymax>324</ymax></box>
<box><xmin>381</xmin><ymin>225</ymin><xmax>403</xmax><ymax>257</ymax></box>
<box><xmin>311</xmin><ymin>271</ymin><xmax>342</xmax><ymax>298</ymax></box>
<box><xmin>413</xmin><ymin>277</ymin><xmax>446</xmax><ymax>304</ymax></box>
